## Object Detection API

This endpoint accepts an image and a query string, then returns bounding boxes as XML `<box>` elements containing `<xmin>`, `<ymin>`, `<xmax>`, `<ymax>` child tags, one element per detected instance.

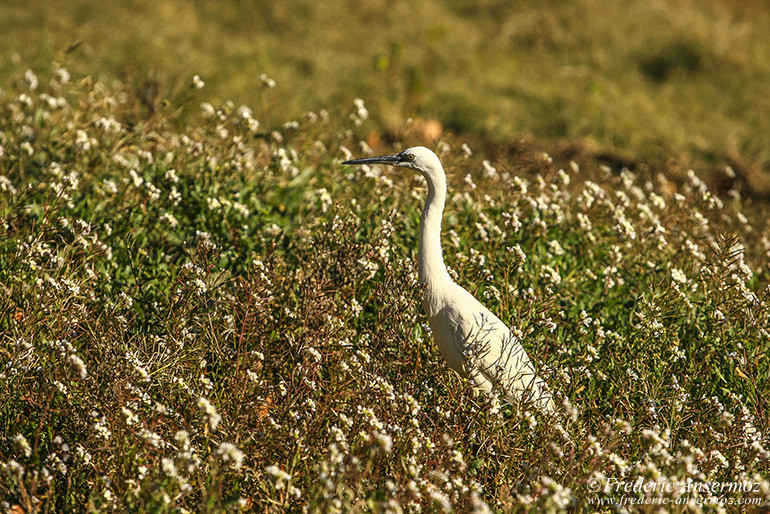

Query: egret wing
<box><xmin>443</xmin><ymin>293</ymin><xmax>554</xmax><ymax>411</ymax></box>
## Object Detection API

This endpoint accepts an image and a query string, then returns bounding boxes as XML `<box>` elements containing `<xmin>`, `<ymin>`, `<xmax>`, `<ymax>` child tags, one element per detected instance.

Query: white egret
<box><xmin>343</xmin><ymin>147</ymin><xmax>556</xmax><ymax>413</ymax></box>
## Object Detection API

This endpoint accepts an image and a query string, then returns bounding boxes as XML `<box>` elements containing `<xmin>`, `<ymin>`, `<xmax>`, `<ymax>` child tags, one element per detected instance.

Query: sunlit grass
<box><xmin>0</xmin><ymin>65</ymin><xmax>768</xmax><ymax>511</ymax></box>
<box><xmin>3</xmin><ymin>0</ymin><xmax>770</xmax><ymax>175</ymax></box>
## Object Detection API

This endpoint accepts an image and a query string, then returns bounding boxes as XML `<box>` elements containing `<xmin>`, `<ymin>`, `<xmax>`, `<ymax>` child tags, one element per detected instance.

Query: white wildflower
<box><xmin>260</xmin><ymin>73</ymin><xmax>276</xmax><ymax>88</ymax></box>
<box><xmin>13</xmin><ymin>434</ymin><xmax>31</xmax><ymax>458</ymax></box>
<box><xmin>67</xmin><ymin>354</ymin><xmax>88</xmax><ymax>379</ymax></box>
<box><xmin>216</xmin><ymin>442</ymin><xmax>244</xmax><ymax>470</ymax></box>
<box><xmin>265</xmin><ymin>465</ymin><xmax>291</xmax><ymax>489</ymax></box>
<box><xmin>671</xmin><ymin>267</ymin><xmax>687</xmax><ymax>284</ymax></box>
<box><xmin>162</xmin><ymin>458</ymin><xmax>178</xmax><ymax>478</ymax></box>
<box><xmin>197</xmin><ymin>397</ymin><xmax>222</xmax><ymax>430</ymax></box>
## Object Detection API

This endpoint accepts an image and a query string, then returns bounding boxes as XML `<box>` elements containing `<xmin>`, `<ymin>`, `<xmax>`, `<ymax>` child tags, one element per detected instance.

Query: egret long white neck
<box><xmin>418</xmin><ymin>169</ymin><xmax>452</xmax><ymax>291</ymax></box>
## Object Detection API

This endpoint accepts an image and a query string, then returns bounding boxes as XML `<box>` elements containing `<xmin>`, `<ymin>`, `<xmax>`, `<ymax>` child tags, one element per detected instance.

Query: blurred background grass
<box><xmin>3</xmin><ymin>0</ymin><xmax>770</xmax><ymax>176</ymax></box>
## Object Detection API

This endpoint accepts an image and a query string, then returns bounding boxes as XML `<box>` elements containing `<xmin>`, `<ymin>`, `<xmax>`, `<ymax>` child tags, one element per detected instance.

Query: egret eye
<box><xmin>404</xmin><ymin>153</ymin><xmax>415</xmax><ymax>161</ymax></box>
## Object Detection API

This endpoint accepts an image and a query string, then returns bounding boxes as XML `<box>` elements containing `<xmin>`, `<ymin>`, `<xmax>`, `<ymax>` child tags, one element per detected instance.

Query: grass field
<box><xmin>4</xmin><ymin>0</ymin><xmax>770</xmax><ymax>174</ymax></box>
<box><xmin>1</xmin><ymin>0</ymin><xmax>769</xmax><ymax>512</ymax></box>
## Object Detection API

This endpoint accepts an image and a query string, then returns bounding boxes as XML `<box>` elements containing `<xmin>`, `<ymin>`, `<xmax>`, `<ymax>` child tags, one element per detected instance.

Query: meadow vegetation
<box><xmin>0</xmin><ymin>60</ymin><xmax>768</xmax><ymax>512</ymax></box>
<box><xmin>3</xmin><ymin>0</ymin><xmax>770</xmax><ymax>175</ymax></box>
<box><xmin>1</xmin><ymin>0</ymin><xmax>770</xmax><ymax>511</ymax></box>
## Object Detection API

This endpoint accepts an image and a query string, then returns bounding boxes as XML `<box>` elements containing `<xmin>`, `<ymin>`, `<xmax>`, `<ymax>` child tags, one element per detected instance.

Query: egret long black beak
<box><xmin>342</xmin><ymin>153</ymin><xmax>403</xmax><ymax>166</ymax></box>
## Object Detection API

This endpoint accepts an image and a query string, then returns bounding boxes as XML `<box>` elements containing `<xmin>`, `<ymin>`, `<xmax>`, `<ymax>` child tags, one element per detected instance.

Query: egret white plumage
<box><xmin>343</xmin><ymin>146</ymin><xmax>556</xmax><ymax>413</ymax></box>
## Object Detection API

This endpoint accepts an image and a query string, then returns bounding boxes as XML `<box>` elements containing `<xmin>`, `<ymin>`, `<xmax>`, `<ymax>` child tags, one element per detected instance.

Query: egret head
<box><xmin>343</xmin><ymin>146</ymin><xmax>443</xmax><ymax>181</ymax></box>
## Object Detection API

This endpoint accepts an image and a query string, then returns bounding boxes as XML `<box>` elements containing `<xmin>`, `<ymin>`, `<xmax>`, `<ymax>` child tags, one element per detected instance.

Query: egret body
<box><xmin>343</xmin><ymin>147</ymin><xmax>555</xmax><ymax>413</ymax></box>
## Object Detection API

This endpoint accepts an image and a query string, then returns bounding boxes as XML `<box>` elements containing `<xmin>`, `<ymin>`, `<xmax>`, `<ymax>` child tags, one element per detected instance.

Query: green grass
<box><xmin>0</xmin><ymin>63</ymin><xmax>768</xmax><ymax>511</ymax></box>
<box><xmin>3</xmin><ymin>0</ymin><xmax>770</xmax><ymax>177</ymax></box>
